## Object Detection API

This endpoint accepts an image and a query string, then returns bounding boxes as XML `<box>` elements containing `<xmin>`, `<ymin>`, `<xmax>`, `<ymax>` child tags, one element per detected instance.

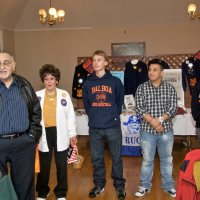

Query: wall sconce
<box><xmin>187</xmin><ymin>3</ymin><xmax>200</xmax><ymax>20</ymax></box>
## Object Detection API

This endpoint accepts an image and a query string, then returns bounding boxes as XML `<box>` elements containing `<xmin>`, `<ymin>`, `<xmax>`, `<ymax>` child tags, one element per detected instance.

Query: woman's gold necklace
<box><xmin>46</xmin><ymin>93</ymin><xmax>56</xmax><ymax>101</ymax></box>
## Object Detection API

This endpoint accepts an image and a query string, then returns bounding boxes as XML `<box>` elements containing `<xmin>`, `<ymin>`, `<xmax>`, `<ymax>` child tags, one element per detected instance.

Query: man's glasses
<box><xmin>0</xmin><ymin>60</ymin><xmax>12</xmax><ymax>68</ymax></box>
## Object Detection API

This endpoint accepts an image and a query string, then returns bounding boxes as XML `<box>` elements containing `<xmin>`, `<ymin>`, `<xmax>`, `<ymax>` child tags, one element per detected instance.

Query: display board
<box><xmin>163</xmin><ymin>69</ymin><xmax>184</xmax><ymax>106</ymax></box>
<box><xmin>121</xmin><ymin>114</ymin><xmax>142</xmax><ymax>156</ymax></box>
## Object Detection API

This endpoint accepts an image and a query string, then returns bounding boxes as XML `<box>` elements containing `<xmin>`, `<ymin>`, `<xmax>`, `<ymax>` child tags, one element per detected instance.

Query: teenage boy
<box><xmin>83</xmin><ymin>50</ymin><xmax>126</xmax><ymax>200</ymax></box>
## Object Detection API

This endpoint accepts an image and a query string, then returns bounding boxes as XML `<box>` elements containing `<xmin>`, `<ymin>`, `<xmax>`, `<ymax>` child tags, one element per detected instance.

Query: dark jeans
<box><xmin>0</xmin><ymin>133</ymin><xmax>36</xmax><ymax>200</ymax></box>
<box><xmin>36</xmin><ymin>127</ymin><xmax>68</xmax><ymax>198</ymax></box>
<box><xmin>89</xmin><ymin>127</ymin><xmax>126</xmax><ymax>189</ymax></box>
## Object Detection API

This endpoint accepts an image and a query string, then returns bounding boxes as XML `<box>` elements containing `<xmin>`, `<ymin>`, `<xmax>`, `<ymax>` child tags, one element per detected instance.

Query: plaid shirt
<box><xmin>135</xmin><ymin>80</ymin><xmax>178</xmax><ymax>134</ymax></box>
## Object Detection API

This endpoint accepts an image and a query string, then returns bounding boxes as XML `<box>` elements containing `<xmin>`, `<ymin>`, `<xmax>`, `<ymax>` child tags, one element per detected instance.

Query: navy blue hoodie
<box><xmin>83</xmin><ymin>70</ymin><xmax>124</xmax><ymax>128</ymax></box>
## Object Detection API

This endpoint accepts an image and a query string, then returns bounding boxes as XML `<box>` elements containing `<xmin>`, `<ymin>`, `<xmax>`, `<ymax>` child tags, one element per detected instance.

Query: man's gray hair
<box><xmin>0</xmin><ymin>50</ymin><xmax>16</xmax><ymax>65</ymax></box>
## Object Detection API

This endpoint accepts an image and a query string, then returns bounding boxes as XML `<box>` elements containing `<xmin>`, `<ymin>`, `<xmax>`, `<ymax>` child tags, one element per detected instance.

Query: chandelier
<box><xmin>187</xmin><ymin>3</ymin><xmax>200</xmax><ymax>20</ymax></box>
<box><xmin>38</xmin><ymin>0</ymin><xmax>65</xmax><ymax>26</ymax></box>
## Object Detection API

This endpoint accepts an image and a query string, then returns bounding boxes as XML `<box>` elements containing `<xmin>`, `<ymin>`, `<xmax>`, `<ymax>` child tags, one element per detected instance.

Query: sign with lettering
<box><xmin>121</xmin><ymin>114</ymin><xmax>142</xmax><ymax>156</ymax></box>
<box><xmin>163</xmin><ymin>69</ymin><xmax>184</xmax><ymax>106</ymax></box>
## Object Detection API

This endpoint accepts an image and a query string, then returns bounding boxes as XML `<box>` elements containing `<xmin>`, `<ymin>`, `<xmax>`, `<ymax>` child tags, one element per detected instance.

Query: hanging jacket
<box><xmin>72</xmin><ymin>59</ymin><xmax>93</xmax><ymax>99</ymax></box>
<box><xmin>124</xmin><ymin>60</ymin><xmax>148</xmax><ymax>96</ymax></box>
<box><xmin>72</xmin><ymin>64</ymin><xmax>91</xmax><ymax>99</ymax></box>
<box><xmin>182</xmin><ymin>57</ymin><xmax>200</xmax><ymax>95</ymax></box>
<box><xmin>191</xmin><ymin>81</ymin><xmax>200</xmax><ymax>128</ymax></box>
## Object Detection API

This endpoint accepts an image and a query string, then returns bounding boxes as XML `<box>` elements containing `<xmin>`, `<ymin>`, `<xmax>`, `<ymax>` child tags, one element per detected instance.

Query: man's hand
<box><xmin>149</xmin><ymin>118</ymin><xmax>164</xmax><ymax>133</ymax></box>
<box><xmin>150</xmin><ymin>118</ymin><xmax>160</xmax><ymax>129</ymax></box>
<box><xmin>155</xmin><ymin>124</ymin><xmax>164</xmax><ymax>133</ymax></box>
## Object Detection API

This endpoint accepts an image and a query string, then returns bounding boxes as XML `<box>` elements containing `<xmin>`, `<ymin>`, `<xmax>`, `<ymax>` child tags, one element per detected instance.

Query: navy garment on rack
<box><xmin>72</xmin><ymin>64</ymin><xmax>91</xmax><ymax>99</ymax></box>
<box><xmin>182</xmin><ymin>57</ymin><xmax>200</xmax><ymax>95</ymax></box>
<box><xmin>124</xmin><ymin>60</ymin><xmax>148</xmax><ymax>96</ymax></box>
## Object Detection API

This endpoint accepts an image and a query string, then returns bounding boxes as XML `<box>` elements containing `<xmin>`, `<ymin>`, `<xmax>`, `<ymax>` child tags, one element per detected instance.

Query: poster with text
<box><xmin>163</xmin><ymin>69</ymin><xmax>184</xmax><ymax>106</ymax></box>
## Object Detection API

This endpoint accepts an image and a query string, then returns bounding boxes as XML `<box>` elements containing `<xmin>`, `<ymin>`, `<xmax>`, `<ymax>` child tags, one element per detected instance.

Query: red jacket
<box><xmin>176</xmin><ymin>149</ymin><xmax>200</xmax><ymax>200</ymax></box>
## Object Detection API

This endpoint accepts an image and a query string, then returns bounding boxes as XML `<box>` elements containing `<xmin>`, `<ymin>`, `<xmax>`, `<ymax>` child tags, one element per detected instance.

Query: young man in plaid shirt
<box><xmin>134</xmin><ymin>59</ymin><xmax>178</xmax><ymax>198</ymax></box>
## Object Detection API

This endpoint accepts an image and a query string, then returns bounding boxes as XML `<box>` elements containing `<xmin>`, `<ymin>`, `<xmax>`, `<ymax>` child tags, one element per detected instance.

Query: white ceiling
<box><xmin>0</xmin><ymin>0</ymin><xmax>199</xmax><ymax>30</ymax></box>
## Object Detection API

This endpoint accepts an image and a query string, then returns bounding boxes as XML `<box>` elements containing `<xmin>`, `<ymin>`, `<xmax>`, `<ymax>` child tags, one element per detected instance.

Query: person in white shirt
<box><xmin>36</xmin><ymin>64</ymin><xmax>77</xmax><ymax>200</ymax></box>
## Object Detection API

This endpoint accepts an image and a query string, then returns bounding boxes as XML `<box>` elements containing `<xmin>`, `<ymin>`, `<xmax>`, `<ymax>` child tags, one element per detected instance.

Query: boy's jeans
<box><xmin>89</xmin><ymin>127</ymin><xmax>126</xmax><ymax>189</ymax></box>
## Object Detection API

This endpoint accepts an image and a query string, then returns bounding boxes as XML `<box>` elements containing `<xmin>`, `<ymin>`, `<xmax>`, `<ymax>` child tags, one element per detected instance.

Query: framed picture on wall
<box><xmin>111</xmin><ymin>42</ymin><xmax>145</xmax><ymax>56</ymax></box>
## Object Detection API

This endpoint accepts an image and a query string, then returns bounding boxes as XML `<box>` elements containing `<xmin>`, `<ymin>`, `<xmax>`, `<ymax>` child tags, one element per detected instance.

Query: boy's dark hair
<box><xmin>148</xmin><ymin>59</ymin><xmax>164</xmax><ymax>70</ymax></box>
<box><xmin>39</xmin><ymin>64</ymin><xmax>60</xmax><ymax>82</ymax></box>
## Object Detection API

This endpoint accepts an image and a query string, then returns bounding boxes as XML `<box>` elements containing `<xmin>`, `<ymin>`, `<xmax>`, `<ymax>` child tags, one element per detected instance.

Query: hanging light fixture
<box><xmin>38</xmin><ymin>0</ymin><xmax>65</xmax><ymax>26</ymax></box>
<box><xmin>187</xmin><ymin>3</ymin><xmax>200</xmax><ymax>20</ymax></box>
